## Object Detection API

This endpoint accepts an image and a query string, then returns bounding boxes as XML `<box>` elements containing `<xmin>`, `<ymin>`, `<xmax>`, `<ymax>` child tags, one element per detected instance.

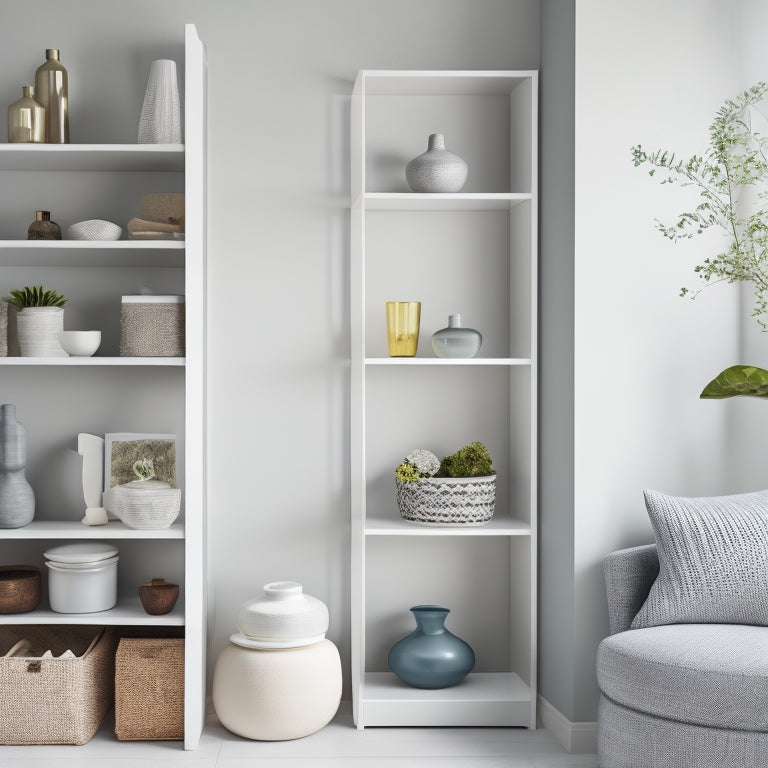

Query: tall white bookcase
<box><xmin>0</xmin><ymin>25</ymin><xmax>206</xmax><ymax>750</ymax></box>
<box><xmin>350</xmin><ymin>70</ymin><xmax>538</xmax><ymax>729</ymax></box>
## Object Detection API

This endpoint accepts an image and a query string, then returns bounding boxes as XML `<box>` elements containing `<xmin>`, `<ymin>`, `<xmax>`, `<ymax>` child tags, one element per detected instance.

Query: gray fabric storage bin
<box><xmin>120</xmin><ymin>295</ymin><xmax>185</xmax><ymax>357</ymax></box>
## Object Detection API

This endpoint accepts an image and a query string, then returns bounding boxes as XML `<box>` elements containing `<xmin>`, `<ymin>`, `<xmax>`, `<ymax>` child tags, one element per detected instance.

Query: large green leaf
<box><xmin>700</xmin><ymin>365</ymin><xmax>768</xmax><ymax>399</ymax></box>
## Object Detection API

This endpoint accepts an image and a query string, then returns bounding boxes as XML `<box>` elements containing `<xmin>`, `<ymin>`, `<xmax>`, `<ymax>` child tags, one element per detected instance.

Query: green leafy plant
<box><xmin>2</xmin><ymin>285</ymin><xmax>67</xmax><ymax>309</ymax></box>
<box><xmin>632</xmin><ymin>82</ymin><xmax>768</xmax><ymax>328</ymax></box>
<box><xmin>436</xmin><ymin>441</ymin><xmax>494</xmax><ymax>478</ymax></box>
<box><xmin>700</xmin><ymin>365</ymin><xmax>768</xmax><ymax>399</ymax></box>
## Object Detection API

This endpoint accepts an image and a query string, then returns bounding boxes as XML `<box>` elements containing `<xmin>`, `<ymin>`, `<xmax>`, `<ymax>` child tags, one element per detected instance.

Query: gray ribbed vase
<box><xmin>405</xmin><ymin>134</ymin><xmax>468</xmax><ymax>193</ymax></box>
<box><xmin>0</xmin><ymin>404</ymin><xmax>35</xmax><ymax>528</ymax></box>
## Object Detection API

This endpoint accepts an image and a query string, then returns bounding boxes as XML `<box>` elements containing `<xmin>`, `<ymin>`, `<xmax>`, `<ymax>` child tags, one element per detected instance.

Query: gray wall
<box><xmin>0</xmin><ymin>0</ymin><xmax>541</xmax><ymax>697</ymax></box>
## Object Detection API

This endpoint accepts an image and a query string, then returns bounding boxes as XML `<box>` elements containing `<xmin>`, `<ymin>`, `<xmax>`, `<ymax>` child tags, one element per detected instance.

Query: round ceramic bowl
<box><xmin>113</xmin><ymin>486</ymin><xmax>181</xmax><ymax>529</ymax></box>
<box><xmin>0</xmin><ymin>565</ymin><xmax>41</xmax><ymax>614</ymax></box>
<box><xmin>59</xmin><ymin>330</ymin><xmax>101</xmax><ymax>356</ymax></box>
<box><xmin>139</xmin><ymin>577</ymin><xmax>179</xmax><ymax>615</ymax></box>
<box><xmin>66</xmin><ymin>219</ymin><xmax>122</xmax><ymax>241</ymax></box>
<box><xmin>237</xmin><ymin>581</ymin><xmax>329</xmax><ymax>643</ymax></box>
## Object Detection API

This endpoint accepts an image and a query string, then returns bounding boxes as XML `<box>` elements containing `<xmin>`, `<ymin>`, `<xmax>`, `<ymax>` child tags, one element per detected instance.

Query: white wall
<box><xmin>569</xmin><ymin>0</ymin><xmax>748</xmax><ymax>722</ymax></box>
<box><xmin>0</xmin><ymin>0</ymin><xmax>541</xmax><ymax>696</ymax></box>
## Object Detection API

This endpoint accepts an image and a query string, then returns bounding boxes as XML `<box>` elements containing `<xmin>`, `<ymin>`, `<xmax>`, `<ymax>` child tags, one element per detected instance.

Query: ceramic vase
<box><xmin>0</xmin><ymin>404</ymin><xmax>35</xmax><ymax>529</ymax></box>
<box><xmin>34</xmin><ymin>49</ymin><xmax>69</xmax><ymax>143</ymax></box>
<box><xmin>16</xmin><ymin>307</ymin><xmax>68</xmax><ymax>357</ymax></box>
<box><xmin>431</xmin><ymin>314</ymin><xmax>482</xmax><ymax>358</ymax></box>
<box><xmin>405</xmin><ymin>134</ymin><xmax>468</xmax><ymax>193</ymax></box>
<box><xmin>7</xmin><ymin>86</ymin><xmax>45</xmax><ymax>143</ymax></box>
<box><xmin>388</xmin><ymin>605</ymin><xmax>475</xmax><ymax>688</ymax></box>
<box><xmin>213</xmin><ymin>581</ymin><xmax>342</xmax><ymax>740</ymax></box>
<box><xmin>138</xmin><ymin>59</ymin><xmax>182</xmax><ymax>144</ymax></box>
<box><xmin>27</xmin><ymin>210</ymin><xmax>61</xmax><ymax>240</ymax></box>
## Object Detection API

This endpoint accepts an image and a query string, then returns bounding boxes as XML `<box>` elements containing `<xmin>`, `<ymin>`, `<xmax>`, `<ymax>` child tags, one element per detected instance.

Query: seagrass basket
<box><xmin>395</xmin><ymin>474</ymin><xmax>496</xmax><ymax>526</ymax></box>
<box><xmin>0</xmin><ymin>625</ymin><xmax>116</xmax><ymax>745</ymax></box>
<box><xmin>115</xmin><ymin>637</ymin><xmax>184</xmax><ymax>740</ymax></box>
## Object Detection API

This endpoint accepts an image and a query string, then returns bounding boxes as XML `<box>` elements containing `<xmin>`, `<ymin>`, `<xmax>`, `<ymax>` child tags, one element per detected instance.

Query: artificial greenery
<box><xmin>395</xmin><ymin>449</ymin><xmax>441</xmax><ymax>483</ymax></box>
<box><xmin>2</xmin><ymin>285</ymin><xmax>67</xmax><ymax>309</ymax></box>
<box><xmin>700</xmin><ymin>365</ymin><xmax>768</xmax><ymax>399</ymax></box>
<box><xmin>632</xmin><ymin>82</ymin><xmax>768</xmax><ymax>328</ymax></box>
<box><xmin>435</xmin><ymin>441</ymin><xmax>494</xmax><ymax>478</ymax></box>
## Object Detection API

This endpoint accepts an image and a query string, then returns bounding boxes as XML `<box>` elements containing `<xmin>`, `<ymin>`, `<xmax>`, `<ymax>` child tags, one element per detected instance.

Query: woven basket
<box><xmin>0</xmin><ymin>626</ymin><xmax>116</xmax><ymax>745</ymax></box>
<box><xmin>115</xmin><ymin>637</ymin><xmax>184</xmax><ymax>740</ymax></box>
<box><xmin>395</xmin><ymin>474</ymin><xmax>496</xmax><ymax>526</ymax></box>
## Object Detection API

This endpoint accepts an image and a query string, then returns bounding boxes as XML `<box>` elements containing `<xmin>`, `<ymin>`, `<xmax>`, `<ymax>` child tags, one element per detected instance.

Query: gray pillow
<box><xmin>631</xmin><ymin>488</ymin><xmax>768</xmax><ymax>629</ymax></box>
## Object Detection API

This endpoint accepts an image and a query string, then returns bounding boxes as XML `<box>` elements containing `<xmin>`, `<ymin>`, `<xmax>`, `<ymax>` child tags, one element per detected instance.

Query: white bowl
<box><xmin>66</xmin><ymin>219</ymin><xmax>122</xmax><ymax>241</ymax></box>
<box><xmin>111</xmin><ymin>485</ymin><xmax>181</xmax><ymax>529</ymax></box>
<box><xmin>59</xmin><ymin>330</ymin><xmax>101</xmax><ymax>356</ymax></box>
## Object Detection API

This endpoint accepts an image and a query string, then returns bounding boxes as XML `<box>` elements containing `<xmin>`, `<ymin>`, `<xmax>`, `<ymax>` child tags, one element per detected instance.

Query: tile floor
<box><xmin>0</xmin><ymin>705</ymin><xmax>599</xmax><ymax>767</ymax></box>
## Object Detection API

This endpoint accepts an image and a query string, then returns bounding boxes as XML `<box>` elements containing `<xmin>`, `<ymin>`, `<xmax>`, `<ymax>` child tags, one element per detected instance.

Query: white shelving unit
<box><xmin>0</xmin><ymin>25</ymin><xmax>206</xmax><ymax>750</ymax></box>
<box><xmin>351</xmin><ymin>70</ymin><xmax>537</xmax><ymax>729</ymax></box>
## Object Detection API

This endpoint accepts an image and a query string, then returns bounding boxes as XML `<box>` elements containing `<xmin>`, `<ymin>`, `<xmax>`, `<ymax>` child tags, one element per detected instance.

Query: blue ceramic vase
<box><xmin>388</xmin><ymin>605</ymin><xmax>475</xmax><ymax>689</ymax></box>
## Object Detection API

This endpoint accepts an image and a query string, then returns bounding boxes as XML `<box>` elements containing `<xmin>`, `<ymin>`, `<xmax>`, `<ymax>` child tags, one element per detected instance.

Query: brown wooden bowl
<box><xmin>0</xmin><ymin>565</ymin><xmax>41</xmax><ymax>613</ymax></box>
<box><xmin>138</xmin><ymin>577</ymin><xmax>179</xmax><ymax>615</ymax></box>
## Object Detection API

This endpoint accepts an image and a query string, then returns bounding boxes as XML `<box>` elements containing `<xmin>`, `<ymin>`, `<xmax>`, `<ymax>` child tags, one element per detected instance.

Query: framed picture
<box><xmin>103</xmin><ymin>432</ymin><xmax>177</xmax><ymax>492</ymax></box>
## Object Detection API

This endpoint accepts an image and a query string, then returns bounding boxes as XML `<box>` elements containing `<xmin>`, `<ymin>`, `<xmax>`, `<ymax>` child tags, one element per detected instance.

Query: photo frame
<box><xmin>103</xmin><ymin>432</ymin><xmax>177</xmax><ymax>492</ymax></box>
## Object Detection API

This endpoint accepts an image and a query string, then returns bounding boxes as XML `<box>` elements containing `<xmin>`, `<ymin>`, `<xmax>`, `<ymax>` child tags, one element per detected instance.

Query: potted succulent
<box><xmin>3</xmin><ymin>286</ymin><xmax>68</xmax><ymax>357</ymax></box>
<box><xmin>394</xmin><ymin>442</ymin><xmax>496</xmax><ymax>526</ymax></box>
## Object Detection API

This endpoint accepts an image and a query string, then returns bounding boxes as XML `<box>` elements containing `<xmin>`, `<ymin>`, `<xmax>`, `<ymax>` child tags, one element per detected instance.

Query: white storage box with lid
<box><xmin>44</xmin><ymin>542</ymin><xmax>119</xmax><ymax>613</ymax></box>
<box><xmin>120</xmin><ymin>295</ymin><xmax>185</xmax><ymax>357</ymax></box>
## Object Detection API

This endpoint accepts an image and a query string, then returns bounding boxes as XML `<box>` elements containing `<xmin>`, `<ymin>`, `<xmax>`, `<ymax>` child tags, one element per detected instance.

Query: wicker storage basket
<box><xmin>115</xmin><ymin>637</ymin><xmax>184</xmax><ymax>740</ymax></box>
<box><xmin>395</xmin><ymin>474</ymin><xmax>496</xmax><ymax>526</ymax></box>
<box><xmin>0</xmin><ymin>625</ymin><xmax>116</xmax><ymax>745</ymax></box>
<box><xmin>120</xmin><ymin>295</ymin><xmax>185</xmax><ymax>357</ymax></box>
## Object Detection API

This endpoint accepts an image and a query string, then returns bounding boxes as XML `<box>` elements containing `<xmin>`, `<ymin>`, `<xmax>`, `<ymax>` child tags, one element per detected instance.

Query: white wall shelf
<box><xmin>0</xmin><ymin>521</ymin><xmax>184</xmax><ymax>539</ymax></box>
<box><xmin>351</xmin><ymin>70</ymin><xmax>538</xmax><ymax>730</ymax></box>
<box><xmin>0</xmin><ymin>25</ymin><xmax>206</xmax><ymax>751</ymax></box>
<box><xmin>0</xmin><ymin>357</ymin><xmax>185</xmax><ymax>366</ymax></box>
<box><xmin>0</xmin><ymin>144</ymin><xmax>184</xmax><ymax>172</ymax></box>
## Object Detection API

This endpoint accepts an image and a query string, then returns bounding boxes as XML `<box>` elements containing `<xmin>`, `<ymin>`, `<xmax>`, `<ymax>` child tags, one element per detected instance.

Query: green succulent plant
<box><xmin>2</xmin><ymin>285</ymin><xmax>67</xmax><ymax>309</ymax></box>
<box><xmin>435</xmin><ymin>441</ymin><xmax>494</xmax><ymax>478</ymax></box>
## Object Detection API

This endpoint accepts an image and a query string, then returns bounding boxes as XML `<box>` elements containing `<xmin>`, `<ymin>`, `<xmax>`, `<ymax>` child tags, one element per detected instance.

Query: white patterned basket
<box><xmin>395</xmin><ymin>475</ymin><xmax>496</xmax><ymax>526</ymax></box>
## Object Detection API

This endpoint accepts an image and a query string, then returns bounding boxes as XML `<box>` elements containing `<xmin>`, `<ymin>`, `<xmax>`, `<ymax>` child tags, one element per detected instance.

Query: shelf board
<box><xmin>0</xmin><ymin>596</ymin><xmax>185</xmax><ymax>626</ymax></box>
<box><xmin>365</xmin><ymin>357</ymin><xmax>532</xmax><ymax>366</ymax></box>
<box><xmin>360</xmin><ymin>70</ymin><xmax>537</xmax><ymax>96</ymax></box>
<box><xmin>0</xmin><ymin>240</ymin><xmax>184</xmax><ymax>267</ymax></box>
<box><xmin>362</xmin><ymin>672</ymin><xmax>532</xmax><ymax>727</ymax></box>
<box><xmin>0</xmin><ymin>520</ymin><xmax>184</xmax><ymax>539</ymax></box>
<box><xmin>0</xmin><ymin>144</ymin><xmax>184</xmax><ymax>172</ymax></box>
<box><xmin>365</xmin><ymin>516</ymin><xmax>532</xmax><ymax>536</ymax></box>
<box><xmin>0</xmin><ymin>356</ymin><xmax>185</xmax><ymax>366</ymax></box>
<box><xmin>363</xmin><ymin>192</ymin><xmax>531</xmax><ymax>211</ymax></box>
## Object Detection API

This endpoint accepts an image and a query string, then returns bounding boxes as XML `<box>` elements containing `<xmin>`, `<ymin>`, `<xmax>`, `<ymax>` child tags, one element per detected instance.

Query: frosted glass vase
<box><xmin>431</xmin><ymin>314</ymin><xmax>482</xmax><ymax>358</ymax></box>
<box><xmin>0</xmin><ymin>404</ymin><xmax>35</xmax><ymax>529</ymax></box>
<box><xmin>138</xmin><ymin>59</ymin><xmax>182</xmax><ymax>144</ymax></box>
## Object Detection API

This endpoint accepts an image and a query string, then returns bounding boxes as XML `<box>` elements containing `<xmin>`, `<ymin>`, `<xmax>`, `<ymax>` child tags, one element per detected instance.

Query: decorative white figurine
<box><xmin>78</xmin><ymin>433</ymin><xmax>108</xmax><ymax>525</ymax></box>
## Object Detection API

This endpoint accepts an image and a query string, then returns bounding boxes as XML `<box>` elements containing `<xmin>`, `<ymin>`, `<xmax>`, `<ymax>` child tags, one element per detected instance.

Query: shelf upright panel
<box><xmin>183</xmin><ymin>22</ymin><xmax>207</xmax><ymax>752</ymax></box>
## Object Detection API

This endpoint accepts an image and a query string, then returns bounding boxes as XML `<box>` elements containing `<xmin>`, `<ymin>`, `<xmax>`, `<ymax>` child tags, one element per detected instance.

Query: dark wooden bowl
<box><xmin>0</xmin><ymin>565</ymin><xmax>41</xmax><ymax>614</ymax></box>
<box><xmin>138</xmin><ymin>577</ymin><xmax>179</xmax><ymax>615</ymax></box>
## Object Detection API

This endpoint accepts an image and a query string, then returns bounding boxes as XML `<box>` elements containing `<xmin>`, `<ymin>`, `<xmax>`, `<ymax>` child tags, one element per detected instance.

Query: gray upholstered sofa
<box><xmin>597</xmin><ymin>543</ymin><xmax>768</xmax><ymax>768</ymax></box>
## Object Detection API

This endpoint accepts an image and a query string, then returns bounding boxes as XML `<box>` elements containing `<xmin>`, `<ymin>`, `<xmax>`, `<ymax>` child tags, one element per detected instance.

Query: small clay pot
<box><xmin>0</xmin><ymin>565</ymin><xmax>41</xmax><ymax>613</ymax></box>
<box><xmin>138</xmin><ymin>577</ymin><xmax>179</xmax><ymax>615</ymax></box>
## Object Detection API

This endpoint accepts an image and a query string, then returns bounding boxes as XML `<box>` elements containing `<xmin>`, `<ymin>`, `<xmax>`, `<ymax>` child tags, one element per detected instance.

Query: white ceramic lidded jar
<box><xmin>212</xmin><ymin>581</ymin><xmax>342</xmax><ymax>741</ymax></box>
<box><xmin>44</xmin><ymin>542</ymin><xmax>119</xmax><ymax>613</ymax></box>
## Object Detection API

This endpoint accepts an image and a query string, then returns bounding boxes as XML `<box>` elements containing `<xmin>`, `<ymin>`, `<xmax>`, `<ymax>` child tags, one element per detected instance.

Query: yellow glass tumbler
<box><xmin>386</xmin><ymin>301</ymin><xmax>421</xmax><ymax>357</ymax></box>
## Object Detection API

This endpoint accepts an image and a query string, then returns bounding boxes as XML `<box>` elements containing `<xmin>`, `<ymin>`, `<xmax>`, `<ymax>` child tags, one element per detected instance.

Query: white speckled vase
<box><xmin>405</xmin><ymin>133</ymin><xmax>468</xmax><ymax>192</ymax></box>
<box><xmin>0</xmin><ymin>404</ymin><xmax>35</xmax><ymax>528</ymax></box>
<box><xmin>138</xmin><ymin>59</ymin><xmax>182</xmax><ymax>144</ymax></box>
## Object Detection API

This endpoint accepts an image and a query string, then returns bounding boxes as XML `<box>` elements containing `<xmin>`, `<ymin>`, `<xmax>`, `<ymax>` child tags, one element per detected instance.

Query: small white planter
<box><xmin>17</xmin><ymin>307</ymin><xmax>68</xmax><ymax>357</ymax></box>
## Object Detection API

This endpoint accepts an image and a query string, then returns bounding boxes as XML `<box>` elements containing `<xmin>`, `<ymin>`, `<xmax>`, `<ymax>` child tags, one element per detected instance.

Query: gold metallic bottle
<box><xmin>34</xmin><ymin>49</ymin><xmax>69</xmax><ymax>143</ymax></box>
<box><xmin>7</xmin><ymin>86</ymin><xmax>45</xmax><ymax>143</ymax></box>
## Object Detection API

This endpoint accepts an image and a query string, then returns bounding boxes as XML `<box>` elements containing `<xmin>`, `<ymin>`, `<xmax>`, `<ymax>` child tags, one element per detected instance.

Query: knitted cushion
<box><xmin>631</xmin><ymin>488</ymin><xmax>768</xmax><ymax>629</ymax></box>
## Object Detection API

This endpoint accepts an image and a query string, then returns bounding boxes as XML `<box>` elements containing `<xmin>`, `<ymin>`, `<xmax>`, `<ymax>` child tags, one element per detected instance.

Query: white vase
<box><xmin>405</xmin><ymin>133</ymin><xmax>468</xmax><ymax>192</ymax></box>
<box><xmin>138</xmin><ymin>59</ymin><xmax>182</xmax><ymax>144</ymax></box>
<box><xmin>16</xmin><ymin>307</ymin><xmax>68</xmax><ymax>357</ymax></box>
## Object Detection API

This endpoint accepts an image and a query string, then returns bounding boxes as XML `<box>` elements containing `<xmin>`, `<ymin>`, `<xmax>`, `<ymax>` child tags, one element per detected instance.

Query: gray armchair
<box><xmin>597</xmin><ymin>544</ymin><xmax>768</xmax><ymax>768</ymax></box>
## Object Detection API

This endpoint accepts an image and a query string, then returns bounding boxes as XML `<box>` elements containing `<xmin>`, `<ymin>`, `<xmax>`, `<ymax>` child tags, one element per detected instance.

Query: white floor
<box><xmin>0</xmin><ymin>706</ymin><xmax>599</xmax><ymax>768</ymax></box>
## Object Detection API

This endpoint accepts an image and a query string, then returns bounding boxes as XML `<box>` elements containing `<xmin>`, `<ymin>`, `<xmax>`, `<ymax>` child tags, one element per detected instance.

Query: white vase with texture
<box><xmin>17</xmin><ymin>307</ymin><xmax>68</xmax><ymax>357</ymax></box>
<box><xmin>405</xmin><ymin>133</ymin><xmax>468</xmax><ymax>193</ymax></box>
<box><xmin>0</xmin><ymin>404</ymin><xmax>35</xmax><ymax>528</ymax></box>
<box><xmin>138</xmin><ymin>59</ymin><xmax>182</xmax><ymax>144</ymax></box>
